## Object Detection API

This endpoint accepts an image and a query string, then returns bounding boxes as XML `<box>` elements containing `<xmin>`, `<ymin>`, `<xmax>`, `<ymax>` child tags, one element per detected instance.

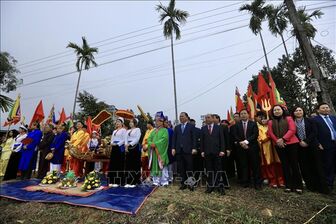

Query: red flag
<box><xmin>227</xmin><ymin>110</ymin><xmax>231</xmax><ymax>122</ymax></box>
<box><xmin>58</xmin><ymin>108</ymin><xmax>67</xmax><ymax>124</ymax></box>
<box><xmin>86</xmin><ymin>116</ymin><xmax>93</xmax><ymax>135</ymax></box>
<box><xmin>268</xmin><ymin>73</ymin><xmax>286</xmax><ymax>107</ymax></box>
<box><xmin>257</xmin><ymin>73</ymin><xmax>271</xmax><ymax>103</ymax></box>
<box><xmin>29</xmin><ymin>100</ymin><xmax>45</xmax><ymax>128</ymax></box>
<box><xmin>235</xmin><ymin>87</ymin><xmax>245</xmax><ymax>112</ymax></box>
<box><xmin>247</xmin><ymin>84</ymin><xmax>256</xmax><ymax>119</ymax></box>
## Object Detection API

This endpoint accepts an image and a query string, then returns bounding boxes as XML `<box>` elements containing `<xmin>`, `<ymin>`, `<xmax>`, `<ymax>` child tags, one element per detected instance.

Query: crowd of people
<box><xmin>0</xmin><ymin>102</ymin><xmax>335</xmax><ymax>196</ymax></box>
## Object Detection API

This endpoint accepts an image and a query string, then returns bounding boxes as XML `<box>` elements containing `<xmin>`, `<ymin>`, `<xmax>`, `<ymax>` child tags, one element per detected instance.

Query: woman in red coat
<box><xmin>267</xmin><ymin>105</ymin><xmax>303</xmax><ymax>194</ymax></box>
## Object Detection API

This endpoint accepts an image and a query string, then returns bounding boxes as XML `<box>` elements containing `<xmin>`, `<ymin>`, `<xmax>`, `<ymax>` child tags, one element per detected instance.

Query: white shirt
<box><xmin>321</xmin><ymin>115</ymin><xmax>336</xmax><ymax>140</ymax></box>
<box><xmin>241</xmin><ymin>120</ymin><xmax>249</xmax><ymax>144</ymax></box>
<box><xmin>88</xmin><ymin>138</ymin><xmax>99</xmax><ymax>149</ymax></box>
<box><xmin>125</xmin><ymin>128</ymin><xmax>141</xmax><ymax>146</ymax></box>
<box><xmin>12</xmin><ymin>133</ymin><xmax>28</xmax><ymax>152</ymax></box>
<box><xmin>111</xmin><ymin>128</ymin><xmax>127</xmax><ymax>146</ymax></box>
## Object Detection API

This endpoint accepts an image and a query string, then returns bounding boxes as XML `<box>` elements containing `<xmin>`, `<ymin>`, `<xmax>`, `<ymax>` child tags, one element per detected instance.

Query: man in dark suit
<box><xmin>200</xmin><ymin>114</ymin><xmax>226</xmax><ymax>195</ymax></box>
<box><xmin>313</xmin><ymin>102</ymin><xmax>336</xmax><ymax>190</ymax></box>
<box><xmin>230</xmin><ymin>112</ymin><xmax>241</xmax><ymax>181</ymax></box>
<box><xmin>190</xmin><ymin>118</ymin><xmax>203</xmax><ymax>185</ymax></box>
<box><xmin>232</xmin><ymin>109</ymin><xmax>261</xmax><ymax>189</ymax></box>
<box><xmin>212</xmin><ymin>114</ymin><xmax>231</xmax><ymax>188</ymax></box>
<box><xmin>172</xmin><ymin>112</ymin><xmax>197</xmax><ymax>191</ymax></box>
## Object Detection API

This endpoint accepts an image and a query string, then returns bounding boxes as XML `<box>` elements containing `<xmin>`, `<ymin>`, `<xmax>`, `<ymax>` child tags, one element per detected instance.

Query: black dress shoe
<box><xmin>205</xmin><ymin>188</ymin><xmax>213</xmax><ymax>194</ymax></box>
<box><xmin>179</xmin><ymin>185</ymin><xmax>187</xmax><ymax>190</ymax></box>
<box><xmin>188</xmin><ymin>185</ymin><xmax>194</xmax><ymax>191</ymax></box>
<box><xmin>218</xmin><ymin>188</ymin><xmax>226</xmax><ymax>195</ymax></box>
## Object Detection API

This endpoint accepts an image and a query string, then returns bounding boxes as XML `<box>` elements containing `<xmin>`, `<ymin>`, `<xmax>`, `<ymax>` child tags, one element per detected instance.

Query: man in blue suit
<box><xmin>313</xmin><ymin>102</ymin><xmax>336</xmax><ymax>190</ymax></box>
<box><xmin>172</xmin><ymin>112</ymin><xmax>197</xmax><ymax>191</ymax></box>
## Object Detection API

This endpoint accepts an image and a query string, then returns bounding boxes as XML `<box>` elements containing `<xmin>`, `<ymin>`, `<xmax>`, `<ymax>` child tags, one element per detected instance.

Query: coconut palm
<box><xmin>67</xmin><ymin>37</ymin><xmax>98</xmax><ymax>118</ymax></box>
<box><xmin>266</xmin><ymin>4</ymin><xmax>290</xmax><ymax>57</ymax></box>
<box><xmin>294</xmin><ymin>7</ymin><xmax>323</xmax><ymax>39</ymax></box>
<box><xmin>156</xmin><ymin>0</ymin><xmax>189</xmax><ymax>124</ymax></box>
<box><xmin>240</xmin><ymin>0</ymin><xmax>270</xmax><ymax>71</ymax></box>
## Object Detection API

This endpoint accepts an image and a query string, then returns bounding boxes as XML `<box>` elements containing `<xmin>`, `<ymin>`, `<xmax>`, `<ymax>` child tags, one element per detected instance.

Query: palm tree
<box><xmin>156</xmin><ymin>0</ymin><xmax>189</xmax><ymax>125</ymax></box>
<box><xmin>240</xmin><ymin>0</ymin><xmax>270</xmax><ymax>71</ymax></box>
<box><xmin>294</xmin><ymin>7</ymin><xmax>323</xmax><ymax>40</ymax></box>
<box><xmin>266</xmin><ymin>4</ymin><xmax>290</xmax><ymax>57</ymax></box>
<box><xmin>0</xmin><ymin>94</ymin><xmax>13</xmax><ymax>113</ymax></box>
<box><xmin>67</xmin><ymin>37</ymin><xmax>98</xmax><ymax>118</ymax></box>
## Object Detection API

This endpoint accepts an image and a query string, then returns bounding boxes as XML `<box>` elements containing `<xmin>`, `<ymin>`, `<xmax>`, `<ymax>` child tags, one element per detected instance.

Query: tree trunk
<box><xmin>280</xmin><ymin>33</ymin><xmax>290</xmax><ymax>58</ymax></box>
<box><xmin>285</xmin><ymin>0</ymin><xmax>335</xmax><ymax>113</ymax></box>
<box><xmin>72</xmin><ymin>64</ymin><xmax>83</xmax><ymax>119</ymax></box>
<box><xmin>170</xmin><ymin>34</ymin><xmax>179</xmax><ymax>125</ymax></box>
<box><xmin>259</xmin><ymin>31</ymin><xmax>271</xmax><ymax>72</ymax></box>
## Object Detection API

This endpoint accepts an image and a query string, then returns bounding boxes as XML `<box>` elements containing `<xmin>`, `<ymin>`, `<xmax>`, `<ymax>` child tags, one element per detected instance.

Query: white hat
<box><xmin>19</xmin><ymin>125</ymin><xmax>28</xmax><ymax>131</ymax></box>
<box><xmin>117</xmin><ymin>117</ymin><xmax>124</xmax><ymax>123</ymax></box>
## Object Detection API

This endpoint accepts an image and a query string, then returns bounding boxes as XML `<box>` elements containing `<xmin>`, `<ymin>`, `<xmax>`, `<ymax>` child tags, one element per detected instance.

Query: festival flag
<box><xmin>268</xmin><ymin>73</ymin><xmax>286</xmax><ymax>106</ymax></box>
<box><xmin>29</xmin><ymin>100</ymin><xmax>45</xmax><ymax>128</ymax></box>
<box><xmin>247</xmin><ymin>84</ymin><xmax>256</xmax><ymax>119</ymax></box>
<box><xmin>46</xmin><ymin>105</ymin><xmax>56</xmax><ymax>125</ymax></box>
<box><xmin>235</xmin><ymin>87</ymin><xmax>245</xmax><ymax>112</ymax></box>
<box><xmin>257</xmin><ymin>73</ymin><xmax>271</xmax><ymax>103</ymax></box>
<box><xmin>86</xmin><ymin>116</ymin><xmax>92</xmax><ymax>135</ymax></box>
<box><xmin>4</xmin><ymin>94</ymin><xmax>21</xmax><ymax>126</ymax></box>
<box><xmin>58</xmin><ymin>108</ymin><xmax>67</xmax><ymax>124</ymax></box>
<box><xmin>227</xmin><ymin>110</ymin><xmax>231</xmax><ymax>122</ymax></box>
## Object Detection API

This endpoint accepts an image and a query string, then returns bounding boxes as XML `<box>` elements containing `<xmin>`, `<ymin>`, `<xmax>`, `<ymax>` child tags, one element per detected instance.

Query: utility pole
<box><xmin>284</xmin><ymin>0</ymin><xmax>335</xmax><ymax>113</ymax></box>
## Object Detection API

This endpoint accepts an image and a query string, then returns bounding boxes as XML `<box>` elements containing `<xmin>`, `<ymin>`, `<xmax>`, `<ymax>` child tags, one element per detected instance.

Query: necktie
<box><xmin>243</xmin><ymin>122</ymin><xmax>247</xmax><ymax>139</ymax></box>
<box><xmin>208</xmin><ymin>125</ymin><xmax>212</xmax><ymax>135</ymax></box>
<box><xmin>181</xmin><ymin>124</ymin><xmax>185</xmax><ymax>134</ymax></box>
<box><xmin>324</xmin><ymin>116</ymin><xmax>336</xmax><ymax>140</ymax></box>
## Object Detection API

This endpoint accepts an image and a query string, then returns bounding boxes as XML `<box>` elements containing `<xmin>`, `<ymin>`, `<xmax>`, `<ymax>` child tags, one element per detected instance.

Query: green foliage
<box><xmin>67</xmin><ymin>37</ymin><xmax>98</xmax><ymax>72</ymax></box>
<box><xmin>249</xmin><ymin>45</ymin><xmax>336</xmax><ymax>114</ymax></box>
<box><xmin>0</xmin><ymin>52</ymin><xmax>20</xmax><ymax>93</ymax></box>
<box><xmin>294</xmin><ymin>7</ymin><xmax>324</xmax><ymax>39</ymax></box>
<box><xmin>0</xmin><ymin>52</ymin><xmax>21</xmax><ymax>112</ymax></box>
<box><xmin>75</xmin><ymin>91</ymin><xmax>114</xmax><ymax>137</ymax></box>
<box><xmin>156</xmin><ymin>0</ymin><xmax>189</xmax><ymax>40</ymax></box>
<box><xmin>239</xmin><ymin>0</ymin><xmax>267</xmax><ymax>35</ymax></box>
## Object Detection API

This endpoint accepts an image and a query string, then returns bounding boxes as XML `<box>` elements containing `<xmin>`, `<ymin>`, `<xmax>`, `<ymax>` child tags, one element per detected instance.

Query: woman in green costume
<box><xmin>147</xmin><ymin>112</ymin><xmax>169</xmax><ymax>186</ymax></box>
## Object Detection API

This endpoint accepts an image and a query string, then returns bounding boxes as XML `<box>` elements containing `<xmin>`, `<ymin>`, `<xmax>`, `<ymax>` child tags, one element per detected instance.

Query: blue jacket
<box><xmin>50</xmin><ymin>131</ymin><xmax>69</xmax><ymax>164</ymax></box>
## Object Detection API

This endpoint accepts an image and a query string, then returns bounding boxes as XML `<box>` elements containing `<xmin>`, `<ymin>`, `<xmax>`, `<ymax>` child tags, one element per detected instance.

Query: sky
<box><xmin>1</xmin><ymin>0</ymin><xmax>335</xmax><ymax>129</ymax></box>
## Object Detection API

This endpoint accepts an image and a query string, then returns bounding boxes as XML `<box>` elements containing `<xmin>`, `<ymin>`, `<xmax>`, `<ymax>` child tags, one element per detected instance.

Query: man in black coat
<box><xmin>37</xmin><ymin>124</ymin><xmax>55</xmax><ymax>179</ymax></box>
<box><xmin>232</xmin><ymin>109</ymin><xmax>261</xmax><ymax>189</ymax></box>
<box><xmin>212</xmin><ymin>114</ymin><xmax>231</xmax><ymax>188</ymax></box>
<box><xmin>313</xmin><ymin>102</ymin><xmax>336</xmax><ymax>190</ymax></box>
<box><xmin>172</xmin><ymin>112</ymin><xmax>197</xmax><ymax>191</ymax></box>
<box><xmin>200</xmin><ymin>114</ymin><xmax>226</xmax><ymax>195</ymax></box>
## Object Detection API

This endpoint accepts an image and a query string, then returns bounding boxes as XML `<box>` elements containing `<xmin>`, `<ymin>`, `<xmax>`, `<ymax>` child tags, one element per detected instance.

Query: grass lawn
<box><xmin>1</xmin><ymin>180</ymin><xmax>335</xmax><ymax>224</ymax></box>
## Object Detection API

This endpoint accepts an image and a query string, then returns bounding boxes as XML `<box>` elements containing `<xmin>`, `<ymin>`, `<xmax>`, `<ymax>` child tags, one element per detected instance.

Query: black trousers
<box><xmin>238</xmin><ymin>146</ymin><xmax>261</xmax><ymax>186</ymax></box>
<box><xmin>322</xmin><ymin>143</ymin><xmax>336</xmax><ymax>188</ymax></box>
<box><xmin>37</xmin><ymin>150</ymin><xmax>50</xmax><ymax>179</ymax></box>
<box><xmin>125</xmin><ymin>145</ymin><xmax>141</xmax><ymax>185</ymax></box>
<box><xmin>232</xmin><ymin>146</ymin><xmax>242</xmax><ymax>182</ymax></box>
<box><xmin>192</xmin><ymin>152</ymin><xmax>204</xmax><ymax>182</ymax></box>
<box><xmin>3</xmin><ymin>151</ymin><xmax>21</xmax><ymax>180</ymax></box>
<box><xmin>204</xmin><ymin>154</ymin><xmax>223</xmax><ymax>189</ymax></box>
<box><xmin>108</xmin><ymin>145</ymin><xmax>125</xmax><ymax>185</ymax></box>
<box><xmin>276</xmin><ymin>143</ymin><xmax>303</xmax><ymax>190</ymax></box>
<box><xmin>223</xmin><ymin>153</ymin><xmax>235</xmax><ymax>178</ymax></box>
<box><xmin>176</xmin><ymin>153</ymin><xmax>193</xmax><ymax>186</ymax></box>
<box><xmin>298</xmin><ymin>145</ymin><xmax>329</xmax><ymax>193</ymax></box>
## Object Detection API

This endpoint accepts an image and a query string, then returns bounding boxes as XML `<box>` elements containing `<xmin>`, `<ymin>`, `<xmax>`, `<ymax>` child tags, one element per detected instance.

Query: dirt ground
<box><xmin>1</xmin><ymin>180</ymin><xmax>335</xmax><ymax>224</ymax></box>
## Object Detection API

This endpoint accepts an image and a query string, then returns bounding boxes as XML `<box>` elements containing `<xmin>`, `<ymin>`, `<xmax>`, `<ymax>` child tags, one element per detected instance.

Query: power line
<box><xmin>19</xmin><ymin>14</ymin><xmax>249</xmax><ymax>76</ymax></box>
<box><xmin>18</xmin><ymin>24</ymin><xmax>248</xmax><ymax>87</ymax></box>
<box><xmin>16</xmin><ymin>1</ymin><xmax>245</xmax><ymax>68</ymax></box>
<box><xmin>163</xmin><ymin>36</ymin><xmax>294</xmax><ymax>111</ymax></box>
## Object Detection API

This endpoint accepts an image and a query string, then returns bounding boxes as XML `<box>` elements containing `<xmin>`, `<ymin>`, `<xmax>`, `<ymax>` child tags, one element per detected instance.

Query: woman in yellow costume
<box><xmin>256</xmin><ymin>112</ymin><xmax>284</xmax><ymax>187</ymax></box>
<box><xmin>0</xmin><ymin>131</ymin><xmax>16</xmax><ymax>176</ymax></box>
